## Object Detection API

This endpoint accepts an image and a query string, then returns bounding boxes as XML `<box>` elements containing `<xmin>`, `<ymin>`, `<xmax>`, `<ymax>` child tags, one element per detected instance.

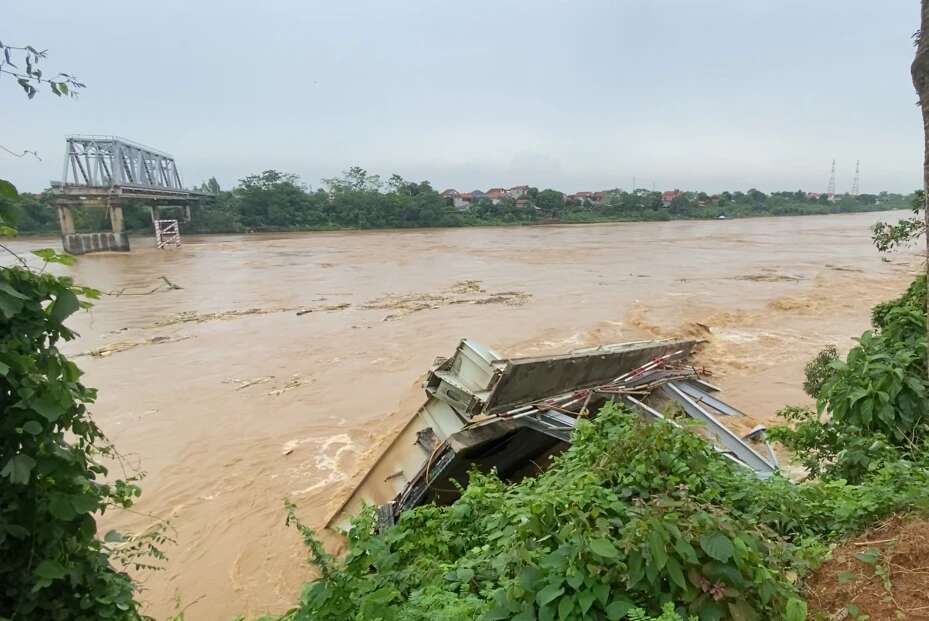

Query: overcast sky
<box><xmin>2</xmin><ymin>1</ymin><xmax>923</xmax><ymax>194</ymax></box>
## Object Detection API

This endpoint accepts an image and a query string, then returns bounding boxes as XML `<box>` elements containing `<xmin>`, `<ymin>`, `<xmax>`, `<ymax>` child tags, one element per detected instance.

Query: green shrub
<box><xmin>871</xmin><ymin>274</ymin><xmax>926</xmax><ymax>330</ymax></box>
<box><xmin>0</xmin><ymin>262</ymin><xmax>145</xmax><ymax>620</ymax></box>
<box><xmin>802</xmin><ymin>346</ymin><xmax>838</xmax><ymax>399</ymax></box>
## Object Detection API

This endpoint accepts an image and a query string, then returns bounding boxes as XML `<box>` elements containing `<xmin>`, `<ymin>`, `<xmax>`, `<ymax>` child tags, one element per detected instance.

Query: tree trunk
<box><xmin>913</xmin><ymin>0</ymin><xmax>929</xmax><ymax>381</ymax></box>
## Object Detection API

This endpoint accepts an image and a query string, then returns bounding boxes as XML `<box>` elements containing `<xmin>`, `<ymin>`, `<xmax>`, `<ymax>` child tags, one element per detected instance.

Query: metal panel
<box><xmin>483</xmin><ymin>339</ymin><xmax>695</xmax><ymax>415</ymax></box>
<box><xmin>661</xmin><ymin>383</ymin><xmax>775</xmax><ymax>477</ymax></box>
<box><xmin>677</xmin><ymin>381</ymin><xmax>745</xmax><ymax>416</ymax></box>
<box><xmin>328</xmin><ymin>339</ymin><xmax>498</xmax><ymax>531</ymax></box>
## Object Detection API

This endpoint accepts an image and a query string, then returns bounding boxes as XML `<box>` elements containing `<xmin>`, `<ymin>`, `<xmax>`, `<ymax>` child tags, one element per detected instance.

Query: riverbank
<box><xmin>4</xmin><ymin>211</ymin><xmax>918</xmax><ymax>619</ymax></box>
<box><xmin>8</xmin><ymin>188</ymin><xmax>910</xmax><ymax>237</ymax></box>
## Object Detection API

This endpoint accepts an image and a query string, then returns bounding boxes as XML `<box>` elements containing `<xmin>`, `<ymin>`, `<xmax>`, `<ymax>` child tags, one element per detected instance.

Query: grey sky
<box><xmin>2</xmin><ymin>1</ymin><xmax>922</xmax><ymax>194</ymax></box>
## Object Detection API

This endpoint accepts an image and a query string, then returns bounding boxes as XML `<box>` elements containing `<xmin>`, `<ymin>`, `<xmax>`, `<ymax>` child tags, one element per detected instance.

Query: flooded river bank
<box><xmin>3</xmin><ymin>212</ymin><xmax>920</xmax><ymax>619</ymax></box>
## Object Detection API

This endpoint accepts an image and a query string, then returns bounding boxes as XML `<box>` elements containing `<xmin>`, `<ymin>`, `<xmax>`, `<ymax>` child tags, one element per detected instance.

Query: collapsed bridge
<box><xmin>329</xmin><ymin>338</ymin><xmax>778</xmax><ymax>532</ymax></box>
<box><xmin>50</xmin><ymin>136</ymin><xmax>210</xmax><ymax>254</ymax></box>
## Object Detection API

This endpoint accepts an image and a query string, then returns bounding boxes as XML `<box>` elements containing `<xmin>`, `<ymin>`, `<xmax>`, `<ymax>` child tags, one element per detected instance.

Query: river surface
<box><xmin>3</xmin><ymin>212</ymin><xmax>920</xmax><ymax>619</ymax></box>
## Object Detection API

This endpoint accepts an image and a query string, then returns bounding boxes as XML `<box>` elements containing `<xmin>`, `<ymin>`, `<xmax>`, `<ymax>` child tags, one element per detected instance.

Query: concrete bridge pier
<box><xmin>58</xmin><ymin>203</ymin><xmax>131</xmax><ymax>255</ymax></box>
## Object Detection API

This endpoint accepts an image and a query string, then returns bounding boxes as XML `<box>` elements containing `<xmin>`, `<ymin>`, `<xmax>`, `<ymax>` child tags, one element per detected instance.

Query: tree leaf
<box><xmin>0</xmin><ymin>292</ymin><xmax>25</xmax><ymax>318</ymax></box>
<box><xmin>49</xmin><ymin>289</ymin><xmax>79</xmax><ymax>324</ymax></box>
<box><xmin>0</xmin><ymin>178</ymin><xmax>17</xmax><ymax>199</ymax></box>
<box><xmin>666</xmin><ymin>556</ymin><xmax>687</xmax><ymax>591</ymax></box>
<box><xmin>48</xmin><ymin>495</ymin><xmax>76</xmax><ymax>520</ymax></box>
<box><xmin>699</xmin><ymin>532</ymin><xmax>734</xmax><ymax>563</ymax></box>
<box><xmin>32</xmin><ymin>394</ymin><xmax>65</xmax><ymax>422</ymax></box>
<box><xmin>589</xmin><ymin>537</ymin><xmax>619</xmax><ymax>558</ymax></box>
<box><xmin>22</xmin><ymin>420</ymin><xmax>42</xmax><ymax>435</ymax></box>
<box><xmin>577</xmin><ymin>589</ymin><xmax>596</xmax><ymax>615</ymax></box>
<box><xmin>70</xmin><ymin>493</ymin><xmax>98</xmax><ymax>514</ymax></box>
<box><xmin>728</xmin><ymin>599</ymin><xmax>758</xmax><ymax>621</ymax></box>
<box><xmin>32</xmin><ymin>248</ymin><xmax>75</xmax><ymax>265</ymax></box>
<box><xmin>785</xmin><ymin>597</ymin><xmax>807</xmax><ymax>621</ymax></box>
<box><xmin>536</xmin><ymin>584</ymin><xmax>564</xmax><ymax>607</ymax></box>
<box><xmin>0</xmin><ymin>280</ymin><xmax>28</xmax><ymax>300</ymax></box>
<box><xmin>648</xmin><ymin>530</ymin><xmax>668</xmax><ymax>570</ymax></box>
<box><xmin>34</xmin><ymin>559</ymin><xmax>67</xmax><ymax>581</ymax></box>
<box><xmin>854</xmin><ymin>550</ymin><xmax>879</xmax><ymax>565</ymax></box>
<box><xmin>837</xmin><ymin>570</ymin><xmax>856</xmax><ymax>584</ymax></box>
<box><xmin>605</xmin><ymin>598</ymin><xmax>634</xmax><ymax>620</ymax></box>
<box><xmin>1</xmin><ymin>454</ymin><xmax>36</xmax><ymax>484</ymax></box>
<box><xmin>566</xmin><ymin>572</ymin><xmax>584</xmax><ymax>589</ymax></box>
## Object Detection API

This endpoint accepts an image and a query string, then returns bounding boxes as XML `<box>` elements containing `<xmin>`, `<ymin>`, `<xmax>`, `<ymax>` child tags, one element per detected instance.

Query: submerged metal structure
<box><xmin>329</xmin><ymin>339</ymin><xmax>777</xmax><ymax>532</ymax></box>
<box><xmin>50</xmin><ymin>136</ymin><xmax>209</xmax><ymax>254</ymax></box>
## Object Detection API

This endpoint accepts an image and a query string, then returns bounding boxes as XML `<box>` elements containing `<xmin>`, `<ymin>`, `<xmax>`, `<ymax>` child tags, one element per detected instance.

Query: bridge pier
<box><xmin>57</xmin><ymin>203</ymin><xmax>131</xmax><ymax>255</ymax></box>
<box><xmin>56</xmin><ymin>205</ymin><xmax>75</xmax><ymax>236</ymax></box>
<box><xmin>109</xmin><ymin>204</ymin><xmax>125</xmax><ymax>234</ymax></box>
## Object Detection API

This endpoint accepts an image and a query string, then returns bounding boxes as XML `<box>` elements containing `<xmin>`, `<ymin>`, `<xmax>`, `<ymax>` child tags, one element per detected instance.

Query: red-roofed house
<box><xmin>441</xmin><ymin>189</ymin><xmax>472</xmax><ymax>210</ymax></box>
<box><xmin>486</xmin><ymin>188</ymin><xmax>507</xmax><ymax>205</ymax></box>
<box><xmin>661</xmin><ymin>190</ymin><xmax>682</xmax><ymax>206</ymax></box>
<box><xmin>567</xmin><ymin>191</ymin><xmax>596</xmax><ymax>207</ymax></box>
<box><xmin>506</xmin><ymin>185</ymin><xmax>530</xmax><ymax>199</ymax></box>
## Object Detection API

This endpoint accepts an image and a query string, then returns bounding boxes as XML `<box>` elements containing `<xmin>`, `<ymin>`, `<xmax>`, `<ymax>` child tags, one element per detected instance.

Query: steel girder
<box><xmin>61</xmin><ymin>135</ymin><xmax>184</xmax><ymax>191</ymax></box>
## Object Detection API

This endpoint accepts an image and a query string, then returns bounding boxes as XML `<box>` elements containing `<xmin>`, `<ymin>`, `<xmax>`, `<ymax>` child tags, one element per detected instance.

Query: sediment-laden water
<box><xmin>3</xmin><ymin>212</ymin><xmax>919</xmax><ymax>619</ymax></box>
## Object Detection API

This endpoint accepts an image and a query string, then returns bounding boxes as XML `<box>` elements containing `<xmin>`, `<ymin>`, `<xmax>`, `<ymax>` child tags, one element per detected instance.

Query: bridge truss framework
<box><xmin>50</xmin><ymin>136</ymin><xmax>210</xmax><ymax>254</ymax></box>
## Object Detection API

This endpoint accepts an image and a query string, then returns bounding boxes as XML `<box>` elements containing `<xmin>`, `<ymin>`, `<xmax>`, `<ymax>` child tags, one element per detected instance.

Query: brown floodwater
<box><xmin>2</xmin><ymin>212</ymin><xmax>920</xmax><ymax>619</ymax></box>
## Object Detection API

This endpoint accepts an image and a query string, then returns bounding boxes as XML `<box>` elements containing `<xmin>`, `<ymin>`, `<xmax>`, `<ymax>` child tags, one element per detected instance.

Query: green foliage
<box><xmin>767</xmin><ymin>406</ymin><xmax>900</xmax><ymax>483</ymax></box>
<box><xmin>627</xmin><ymin>602</ymin><xmax>697</xmax><ymax>621</ymax></box>
<box><xmin>0</xmin><ymin>40</ymin><xmax>86</xmax><ymax>99</ymax></box>
<box><xmin>871</xmin><ymin>190</ymin><xmax>925</xmax><ymax>253</ymax></box>
<box><xmin>871</xmin><ymin>274</ymin><xmax>927</xmax><ymax>330</ymax></box>
<box><xmin>802</xmin><ymin>346</ymin><xmax>838</xmax><ymax>399</ymax></box>
<box><xmin>821</xmin><ymin>276</ymin><xmax>928</xmax><ymax>446</ymax></box>
<box><xmin>1</xmin><ymin>242</ymin><xmax>145</xmax><ymax>617</ymax></box>
<box><xmin>818</xmin><ymin>330</ymin><xmax>927</xmax><ymax>443</ymax></box>
<box><xmin>262</xmin><ymin>396</ymin><xmax>929</xmax><ymax>621</ymax></box>
<box><xmin>772</xmin><ymin>275</ymin><xmax>928</xmax><ymax>482</ymax></box>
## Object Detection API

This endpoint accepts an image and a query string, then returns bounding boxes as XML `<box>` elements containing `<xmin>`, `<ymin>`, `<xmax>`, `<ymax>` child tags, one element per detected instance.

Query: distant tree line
<box><xmin>2</xmin><ymin>167</ymin><xmax>914</xmax><ymax>235</ymax></box>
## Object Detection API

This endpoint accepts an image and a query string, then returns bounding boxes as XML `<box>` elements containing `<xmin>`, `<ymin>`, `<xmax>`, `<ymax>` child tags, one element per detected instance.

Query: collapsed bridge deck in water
<box><xmin>328</xmin><ymin>339</ymin><xmax>777</xmax><ymax>532</ymax></box>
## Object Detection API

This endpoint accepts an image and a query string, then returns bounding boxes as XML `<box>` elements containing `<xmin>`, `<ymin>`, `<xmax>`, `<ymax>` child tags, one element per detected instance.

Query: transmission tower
<box><xmin>851</xmin><ymin>160</ymin><xmax>860</xmax><ymax>195</ymax></box>
<box><xmin>826</xmin><ymin>159</ymin><xmax>836</xmax><ymax>195</ymax></box>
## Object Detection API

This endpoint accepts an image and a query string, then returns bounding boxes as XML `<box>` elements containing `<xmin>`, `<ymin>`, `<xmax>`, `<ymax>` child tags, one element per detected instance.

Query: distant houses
<box><xmin>661</xmin><ymin>190</ymin><xmax>682</xmax><ymax>206</ymax></box>
<box><xmin>485</xmin><ymin>188</ymin><xmax>508</xmax><ymax>204</ymax></box>
<box><xmin>440</xmin><ymin>186</ymin><xmax>535</xmax><ymax>210</ymax></box>
<box><xmin>441</xmin><ymin>185</ymin><xmax>721</xmax><ymax>211</ymax></box>
<box><xmin>437</xmin><ymin>185</ymin><xmax>872</xmax><ymax>213</ymax></box>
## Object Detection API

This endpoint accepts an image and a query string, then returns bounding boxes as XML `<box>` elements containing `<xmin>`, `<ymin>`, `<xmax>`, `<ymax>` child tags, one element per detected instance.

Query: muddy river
<box><xmin>3</xmin><ymin>212</ymin><xmax>920</xmax><ymax>619</ymax></box>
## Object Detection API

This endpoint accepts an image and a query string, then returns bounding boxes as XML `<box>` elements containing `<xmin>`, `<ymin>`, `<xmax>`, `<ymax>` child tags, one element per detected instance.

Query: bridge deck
<box><xmin>50</xmin><ymin>182</ymin><xmax>210</xmax><ymax>205</ymax></box>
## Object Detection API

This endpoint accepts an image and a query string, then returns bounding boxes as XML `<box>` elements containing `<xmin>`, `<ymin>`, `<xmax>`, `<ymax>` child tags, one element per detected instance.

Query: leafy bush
<box><xmin>818</xmin><ymin>330</ymin><xmax>927</xmax><ymax>443</ymax></box>
<box><xmin>871</xmin><ymin>275</ymin><xmax>926</xmax><ymax>330</ymax></box>
<box><xmin>802</xmin><ymin>346</ymin><xmax>837</xmax><ymax>399</ymax></box>
<box><xmin>269</xmin><ymin>404</ymin><xmax>929</xmax><ymax>621</ymax></box>
<box><xmin>773</xmin><ymin>275</ymin><xmax>928</xmax><ymax>482</ymax></box>
<box><xmin>0</xmin><ymin>261</ymin><xmax>145</xmax><ymax>620</ymax></box>
<box><xmin>767</xmin><ymin>406</ymin><xmax>900</xmax><ymax>483</ymax></box>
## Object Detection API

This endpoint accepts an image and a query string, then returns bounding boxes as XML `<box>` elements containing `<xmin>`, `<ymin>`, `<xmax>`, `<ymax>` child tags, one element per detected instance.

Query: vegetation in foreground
<box><xmin>253</xmin><ymin>273</ymin><xmax>929</xmax><ymax>621</ymax></box>
<box><xmin>3</xmin><ymin>167</ymin><xmax>912</xmax><ymax>236</ymax></box>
